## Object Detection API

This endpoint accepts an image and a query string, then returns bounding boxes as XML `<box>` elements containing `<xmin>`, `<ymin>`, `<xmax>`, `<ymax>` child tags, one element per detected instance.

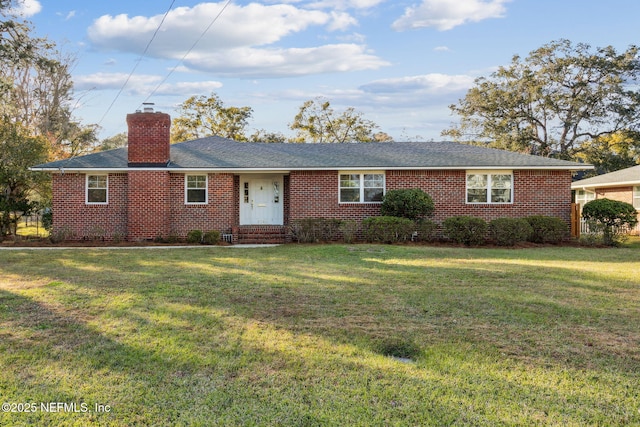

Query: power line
<box><xmin>139</xmin><ymin>0</ymin><xmax>233</xmax><ymax>107</ymax></box>
<box><xmin>97</xmin><ymin>0</ymin><xmax>176</xmax><ymax>126</ymax></box>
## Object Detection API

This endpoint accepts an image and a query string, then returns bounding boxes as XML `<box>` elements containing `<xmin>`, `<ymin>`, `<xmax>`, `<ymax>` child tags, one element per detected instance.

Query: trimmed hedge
<box><xmin>443</xmin><ymin>216</ymin><xmax>487</xmax><ymax>246</ymax></box>
<box><xmin>290</xmin><ymin>218</ymin><xmax>343</xmax><ymax>243</ymax></box>
<box><xmin>186</xmin><ymin>230</ymin><xmax>203</xmax><ymax>244</ymax></box>
<box><xmin>525</xmin><ymin>215</ymin><xmax>567</xmax><ymax>244</ymax></box>
<box><xmin>489</xmin><ymin>218</ymin><xmax>532</xmax><ymax>246</ymax></box>
<box><xmin>202</xmin><ymin>230</ymin><xmax>220</xmax><ymax>245</ymax></box>
<box><xmin>414</xmin><ymin>219</ymin><xmax>438</xmax><ymax>243</ymax></box>
<box><xmin>362</xmin><ymin>216</ymin><xmax>415</xmax><ymax>244</ymax></box>
<box><xmin>339</xmin><ymin>220</ymin><xmax>358</xmax><ymax>244</ymax></box>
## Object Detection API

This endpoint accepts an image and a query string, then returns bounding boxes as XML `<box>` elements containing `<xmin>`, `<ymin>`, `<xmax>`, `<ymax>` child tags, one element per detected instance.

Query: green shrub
<box><xmin>202</xmin><ymin>230</ymin><xmax>220</xmax><ymax>245</ymax></box>
<box><xmin>442</xmin><ymin>216</ymin><xmax>487</xmax><ymax>246</ymax></box>
<box><xmin>414</xmin><ymin>219</ymin><xmax>438</xmax><ymax>242</ymax></box>
<box><xmin>381</xmin><ymin>189</ymin><xmax>435</xmax><ymax>220</ymax></box>
<box><xmin>111</xmin><ymin>232</ymin><xmax>124</xmax><ymax>244</ymax></box>
<box><xmin>290</xmin><ymin>218</ymin><xmax>343</xmax><ymax>243</ymax></box>
<box><xmin>339</xmin><ymin>220</ymin><xmax>358</xmax><ymax>243</ymax></box>
<box><xmin>362</xmin><ymin>216</ymin><xmax>414</xmax><ymax>244</ymax></box>
<box><xmin>582</xmin><ymin>198</ymin><xmax>638</xmax><ymax>246</ymax></box>
<box><xmin>525</xmin><ymin>215</ymin><xmax>568</xmax><ymax>244</ymax></box>
<box><xmin>186</xmin><ymin>230</ymin><xmax>203</xmax><ymax>244</ymax></box>
<box><xmin>164</xmin><ymin>232</ymin><xmax>180</xmax><ymax>244</ymax></box>
<box><xmin>41</xmin><ymin>209</ymin><xmax>53</xmax><ymax>232</ymax></box>
<box><xmin>49</xmin><ymin>226</ymin><xmax>74</xmax><ymax>243</ymax></box>
<box><xmin>489</xmin><ymin>217</ymin><xmax>533</xmax><ymax>246</ymax></box>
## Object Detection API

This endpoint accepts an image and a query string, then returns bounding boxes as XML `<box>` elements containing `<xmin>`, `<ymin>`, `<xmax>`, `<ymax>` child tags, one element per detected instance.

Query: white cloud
<box><xmin>86</xmin><ymin>2</ymin><xmax>385</xmax><ymax>77</ymax></box>
<box><xmin>89</xmin><ymin>3</ymin><xmax>329</xmax><ymax>53</ymax></box>
<box><xmin>307</xmin><ymin>0</ymin><xmax>386</xmax><ymax>10</ymax></box>
<box><xmin>327</xmin><ymin>11</ymin><xmax>358</xmax><ymax>31</ymax></box>
<box><xmin>150</xmin><ymin>81</ymin><xmax>224</xmax><ymax>96</ymax></box>
<box><xmin>392</xmin><ymin>0</ymin><xmax>510</xmax><ymax>31</ymax></box>
<box><xmin>360</xmin><ymin>73</ymin><xmax>475</xmax><ymax>94</ymax></box>
<box><xmin>74</xmin><ymin>72</ymin><xmax>223</xmax><ymax>97</ymax></box>
<box><xmin>184</xmin><ymin>44</ymin><xmax>389</xmax><ymax>78</ymax></box>
<box><xmin>7</xmin><ymin>0</ymin><xmax>41</xmax><ymax>17</ymax></box>
<box><xmin>74</xmin><ymin>73</ymin><xmax>162</xmax><ymax>91</ymax></box>
<box><xmin>434</xmin><ymin>46</ymin><xmax>451</xmax><ymax>52</ymax></box>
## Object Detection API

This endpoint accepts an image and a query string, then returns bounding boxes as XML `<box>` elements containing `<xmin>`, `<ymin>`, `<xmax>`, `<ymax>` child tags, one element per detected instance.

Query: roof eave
<box><xmin>31</xmin><ymin>164</ymin><xmax>591</xmax><ymax>173</ymax></box>
<box><xmin>571</xmin><ymin>179</ymin><xmax>640</xmax><ymax>190</ymax></box>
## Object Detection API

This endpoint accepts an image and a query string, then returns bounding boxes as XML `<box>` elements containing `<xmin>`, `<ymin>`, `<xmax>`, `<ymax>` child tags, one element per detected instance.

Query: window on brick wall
<box><xmin>466</xmin><ymin>171</ymin><xmax>512</xmax><ymax>204</ymax></box>
<box><xmin>634</xmin><ymin>186</ymin><xmax>640</xmax><ymax>209</ymax></box>
<box><xmin>86</xmin><ymin>175</ymin><xmax>108</xmax><ymax>204</ymax></box>
<box><xmin>185</xmin><ymin>175</ymin><xmax>207</xmax><ymax>204</ymax></box>
<box><xmin>339</xmin><ymin>172</ymin><xmax>385</xmax><ymax>203</ymax></box>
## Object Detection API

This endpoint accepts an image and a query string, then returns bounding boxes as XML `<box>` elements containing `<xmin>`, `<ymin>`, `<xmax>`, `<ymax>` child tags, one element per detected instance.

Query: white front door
<box><xmin>239</xmin><ymin>176</ymin><xmax>283</xmax><ymax>225</ymax></box>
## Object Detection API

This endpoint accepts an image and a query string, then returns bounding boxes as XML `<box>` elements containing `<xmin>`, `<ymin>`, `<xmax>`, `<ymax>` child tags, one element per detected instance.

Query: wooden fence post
<box><xmin>570</xmin><ymin>203</ymin><xmax>580</xmax><ymax>238</ymax></box>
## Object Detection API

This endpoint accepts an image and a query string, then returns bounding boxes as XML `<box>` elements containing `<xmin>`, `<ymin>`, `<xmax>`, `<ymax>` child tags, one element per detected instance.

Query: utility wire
<box><xmin>97</xmin><ymin>0</ymin><xmax>176</xmax><ymax>126</ymax></box>
<box><xmin>139</xmin><ymin>0</ymin><xmax>233</xmax><ymax>107</ymax></box>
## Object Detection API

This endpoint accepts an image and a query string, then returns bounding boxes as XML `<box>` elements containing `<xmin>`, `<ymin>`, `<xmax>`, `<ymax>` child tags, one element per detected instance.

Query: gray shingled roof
<box><xmin>571</xmin><ymin>164</ymin><xmax>640</xmax><ymax>188</ymax></box>
<box><xmin>32</xmin><ymin>137</ymin><xmax>589</xmax><ymax>171</ymax></box>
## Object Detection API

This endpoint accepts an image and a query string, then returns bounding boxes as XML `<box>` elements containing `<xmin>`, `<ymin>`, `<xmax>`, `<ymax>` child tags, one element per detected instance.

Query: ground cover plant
<box><xmin>0</xmin><ymin>244</ymin><xmax>638</xmax><ymax>426</ymax></box>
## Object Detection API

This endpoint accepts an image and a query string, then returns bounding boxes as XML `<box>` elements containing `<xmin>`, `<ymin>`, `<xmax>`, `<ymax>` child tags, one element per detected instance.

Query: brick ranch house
<box><xmin>31</xmin><ymin>109</ymin><xmax>591</xmax><ymax>243</ymax></box>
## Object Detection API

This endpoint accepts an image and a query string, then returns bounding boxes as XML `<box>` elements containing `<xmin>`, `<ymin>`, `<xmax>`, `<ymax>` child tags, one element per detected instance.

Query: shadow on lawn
<box><xmin>0</xmin><ymin>246</ymin><xmax>639</xmax><ymax>424</ymax></box>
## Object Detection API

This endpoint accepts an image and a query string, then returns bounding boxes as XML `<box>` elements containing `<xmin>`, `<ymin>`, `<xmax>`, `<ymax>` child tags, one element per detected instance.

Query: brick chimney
<box><xmin>126</xmin><ymin>104</ymin><xmax>172</xmax><ymax>241</ymax></box>
<box><xmin>127</xmin><ymin>104</ymin><xmax>171</xmax><ymax>167</ymax></box>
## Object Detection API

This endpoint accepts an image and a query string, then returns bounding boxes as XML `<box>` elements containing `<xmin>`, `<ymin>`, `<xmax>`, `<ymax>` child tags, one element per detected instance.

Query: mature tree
<box><xmin>443</xmin><ymin>40</ymin><xmax>640</xmax><ymax>159</ymax></box>
<box><xmin>577</xmin><ymin>131</ymin><xmax>640</xmax><ymax>176</ymax></box>
<box><xmin>0</xmin><ymin>5</ymin><xmax>98</xmax><ymax>158</ymax></box>
<box><xmin>171</xmin><ymin>93</ymin><xmax>253</xmax><ymax>143</ymax></box>
<box><xmin>0</xmin><ymin>119</ymin><xmax>48</xmax><ymax>236</ymax></box>
<box><xmin>289</xmin><ymin>98</ymin><xmax>380</xmax><ymax>143</ymax></box>
<box><xmin>96</xmin><ymin>132</ymin><xmax>128</xmax><ymax>151</ymax></box>
<box><xmin>248</xmin><ymin>129</ymin><xmax>288</xmax><ymax>143</ymax></box>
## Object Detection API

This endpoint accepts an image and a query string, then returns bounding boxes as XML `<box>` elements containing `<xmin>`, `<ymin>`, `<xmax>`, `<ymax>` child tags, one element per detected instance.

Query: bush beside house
<box><xmin>582</xmin><ymin>198</ymin><xmax>638</xmax><ymax>246</ymax></box>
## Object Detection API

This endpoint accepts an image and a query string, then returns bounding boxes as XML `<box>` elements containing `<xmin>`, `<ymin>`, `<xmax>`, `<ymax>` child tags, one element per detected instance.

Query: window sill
<box><xmin>339</xmin><ymin>202</ymin><xmax>383</xmax><ymax>205</ymax></box>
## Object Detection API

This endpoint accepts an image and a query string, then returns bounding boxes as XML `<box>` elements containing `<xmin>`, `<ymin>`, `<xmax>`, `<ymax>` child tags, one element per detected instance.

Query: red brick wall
<box><xmin>50</xmin><ymin>168</ymin><xmax>573</xmax><ymax>241</ymax></box>
<box><xmin>51</xmin><ymin>173</ymin><xmax>127</xmax><ymax>240</ymax></box>
<box><xmin>289</xmin><ymin>170</ymin><xmax>380</xmax><ymax>221</ymax></box>
<box><xmin>289</xmin><ymin>169</ymin><xmax>573</xmax><ymax>224</ymax></box>
<box><xmin>126</xmin><ymin>112</ymin><xmax>171</xmax><ymax>165</ymax></box>
<box><xmin>169</xmin><ymin>173</ymin><xmax>236</xmax><ymax>236</ymax></box>
<box><xmin>127</xmin><ymin>171</ymin><xmax>170</xmax><ymax>240</ymax></box>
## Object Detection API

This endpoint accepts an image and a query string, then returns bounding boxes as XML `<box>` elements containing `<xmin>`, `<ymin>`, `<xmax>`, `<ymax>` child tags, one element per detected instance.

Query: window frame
<box><xmin>466</xmin><ymin>171</ymin><xmax>513</xmax><ymax>204</ymax></box>
<box><xmin>633</xmin><ymin>186</ymin><xmax>640</xmax><ymax>209</ymax></box>
<box><xmin>339</xmin><ymin>171</ymin><xmax>385</xmax><ymax>204</ymax></box>
<box><xmin>86</xmin><ymin>174</ymin><xmax>108</xmax><ymax>205</ymax></box>
<box><xmin>185</xmin><ymin>174</ymin><xmax>208</xmax><ymax>205</ymax></box>
<box><xmin>575</xmin><ymin>189</ymin><xmax>596</xmax><ymax>208</ymax></box>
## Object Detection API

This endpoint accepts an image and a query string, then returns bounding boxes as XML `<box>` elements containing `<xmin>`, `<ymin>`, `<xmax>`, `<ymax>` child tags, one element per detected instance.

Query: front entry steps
<box><xmin>233</xmin><ymin>225</ymin><xmax>288</xmax><ymax>244</ymax></box>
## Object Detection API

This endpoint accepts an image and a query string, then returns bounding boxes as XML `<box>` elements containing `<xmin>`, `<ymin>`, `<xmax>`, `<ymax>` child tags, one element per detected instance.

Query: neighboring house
<box><xmin>571</xmin><ymin>165</ymin><xmax>640</xmax><ymax>231</ymax></box>
<box><xmin>31</xmin><ymin>109</ymin><xmax>591</xmax><ymax>243</ymax></box>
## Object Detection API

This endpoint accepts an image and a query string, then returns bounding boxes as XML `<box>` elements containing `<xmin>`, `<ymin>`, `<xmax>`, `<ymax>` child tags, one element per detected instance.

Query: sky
<box><xmin>9</xmin><ymin>0</ymin><xmax>640</xmax><ymax>141</ymax></box>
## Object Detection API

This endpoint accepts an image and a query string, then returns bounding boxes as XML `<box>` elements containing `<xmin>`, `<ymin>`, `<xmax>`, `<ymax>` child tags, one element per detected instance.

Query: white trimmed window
<box><xmin>633</xmin><ymin>186</ymin><xmax>640</xmax><ymax>209</ymax></box>
<box><xmin>185</xmin><ymin>175</ymin><xmax>207</xmax><ymax>204</ymax></box>
<box><xmin>575</xmin><ymin>189</ymin><xmax>596</xmax><ymax>209</ymax></box>
<box><xmin>86</xmin><ymin>175</ymin><xmax>108</xmax><ymax>204</ymax></box>
<box><xmin>339</xmin><ymin>172</ymin><xmax>385</xmax><ymax>203</ymax></box>
<box><xmin>466</xmin><ymin>171</ymin><xmax>513</xmax><ymax>204</ymax></box>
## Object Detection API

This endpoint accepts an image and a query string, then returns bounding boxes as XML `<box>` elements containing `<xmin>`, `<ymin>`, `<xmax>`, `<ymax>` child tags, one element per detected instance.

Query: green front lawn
<box><xmin>0</xmin><ymin>245</ymin><xmax>638</xmax><ymax>426</ymax></box>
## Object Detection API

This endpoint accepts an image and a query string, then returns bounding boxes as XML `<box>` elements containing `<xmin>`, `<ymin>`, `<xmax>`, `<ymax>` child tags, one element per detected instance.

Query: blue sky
<box><xmin>11</xmin><ymin>0</ymin><xmax>640</xmax><ymax>141</ymax></box>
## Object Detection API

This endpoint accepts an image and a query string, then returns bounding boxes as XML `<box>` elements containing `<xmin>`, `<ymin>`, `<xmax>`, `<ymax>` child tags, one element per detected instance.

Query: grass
<box><xmin>0</xmin><ymin>244</ymin><xmax>638</xmax><ymax>426</ymax></box>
